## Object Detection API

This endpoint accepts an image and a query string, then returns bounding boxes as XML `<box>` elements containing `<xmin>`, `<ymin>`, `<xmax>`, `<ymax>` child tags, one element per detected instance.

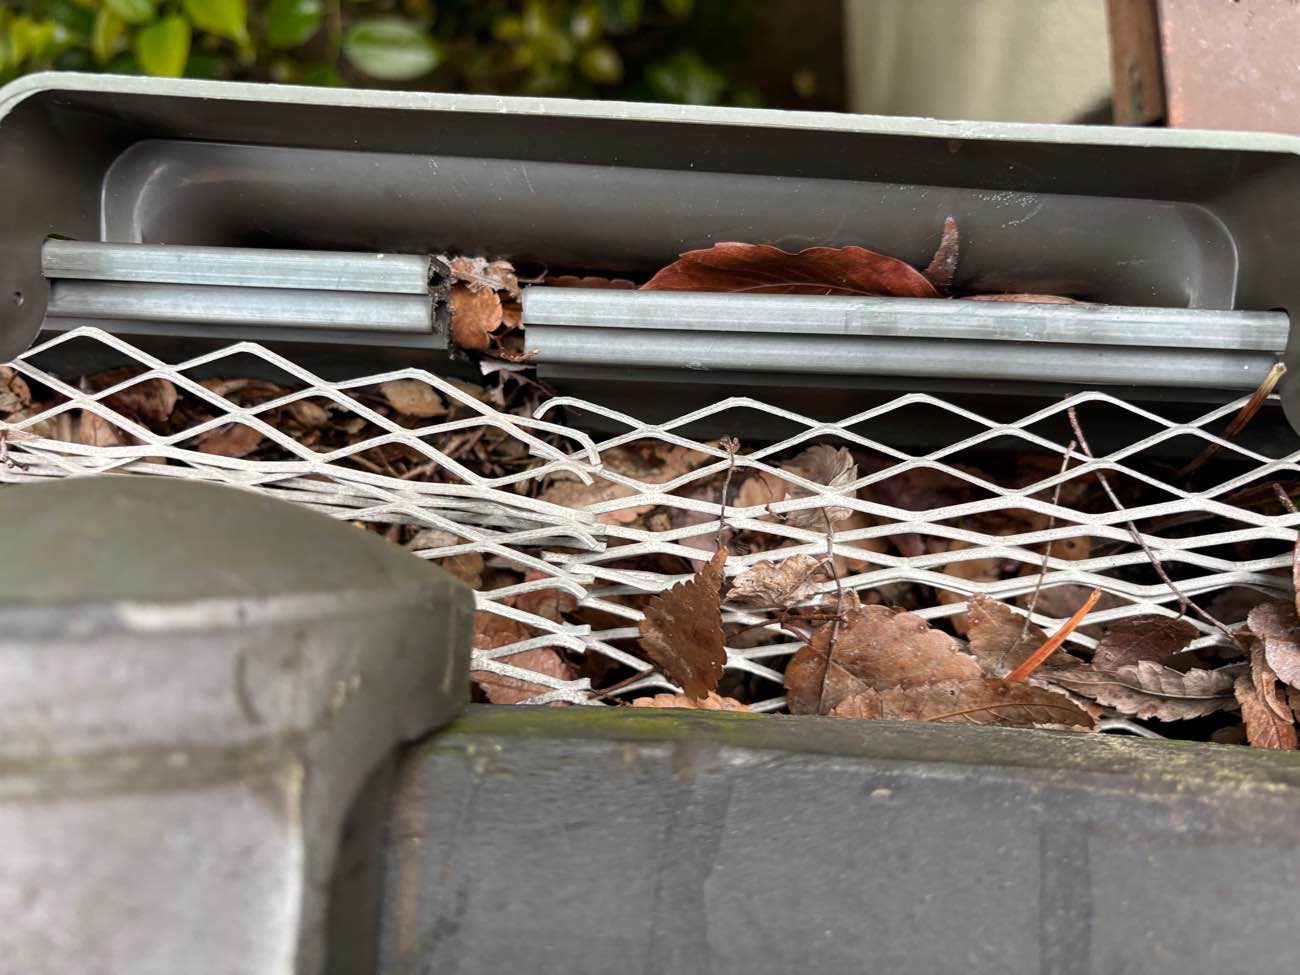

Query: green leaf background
<box><xmin>0</xmin><ymin>0</ymin><xmax>765</xmax><ymax>108</ymax></box>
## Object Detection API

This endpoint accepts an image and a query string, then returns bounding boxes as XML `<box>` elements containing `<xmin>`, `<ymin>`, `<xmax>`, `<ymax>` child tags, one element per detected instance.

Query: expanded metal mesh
<box><xmin>3</xmin><ymin>326</ymin><xmax>1297</xmax><ymax>711</ymax></box>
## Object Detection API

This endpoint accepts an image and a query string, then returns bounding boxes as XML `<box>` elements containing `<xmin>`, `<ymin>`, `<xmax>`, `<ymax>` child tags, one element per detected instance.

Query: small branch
<box><xmin>588</xmin><ymin>667</ymin><xmax>656</xmax><ymax>703</ymax></box>
<box><xmin>1067</xmin><ymin>406</ymin><xmax>1244</xmax><ymax>647</ymax></box>
<box><xmin>1176</xmin><ymin>361</ymin><xmax>1285</xmax><ymax>479</ymax></box>
<box><xmin>715</xmin><ymin>436</ymin><xmax>740</xmax><ymax>549</ymax></box>
<box><xmin>813</xmin><ymin>507</ymin><xmax>848</xmax><ymax>715</ymax></box>
<box><xmin>1021</xmin><ymin>438</ymin><xmax>1076</xmax><ymax>641</ymax></box>
<box><xmin>1274</xmin><ymin>483</ymin><xmax>1298</xmax><ymax>516</ymax></box>
<box><xmin>1007</xmin><ymin>587</ymin><xmax>1101</xmax><ymax>682</ymax></box>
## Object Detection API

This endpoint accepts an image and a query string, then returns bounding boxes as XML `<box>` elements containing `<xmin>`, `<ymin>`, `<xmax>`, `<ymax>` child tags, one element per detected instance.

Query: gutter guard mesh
<box><xmin>2</xmin><ymin>327</ymin><xmax>1297</xmax><ymax>712</ymax></box>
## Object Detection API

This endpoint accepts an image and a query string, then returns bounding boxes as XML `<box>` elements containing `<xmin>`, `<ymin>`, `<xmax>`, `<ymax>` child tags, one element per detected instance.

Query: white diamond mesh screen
<box><xmin>2</xmin><ymin>326</ymin><xmax>1296</xmax><ymax>711</ymax></box>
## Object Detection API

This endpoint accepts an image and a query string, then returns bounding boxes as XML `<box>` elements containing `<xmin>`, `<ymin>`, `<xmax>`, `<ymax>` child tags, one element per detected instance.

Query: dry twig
<box><xmin>1007</xmin><ymin>587</ymin><xmax>1101</xmax><ymax>681</ymax></box>
<box><xmin>1067</xmin><ymin>406</ymin><xmax>1243</xmax><ymax>647</ymax></box>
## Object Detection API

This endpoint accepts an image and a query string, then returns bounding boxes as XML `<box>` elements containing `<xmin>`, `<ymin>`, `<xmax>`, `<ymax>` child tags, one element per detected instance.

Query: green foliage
<box><xmin>0</xmin><ymin>0</ymin><xmax>759</xmax><ymax>107</ymax></box>
<box><xmin>343</xmin><ymin>16</ymin><xmax>440</xmax><ymax>81</ymax></box>
<box><xmin>182</xmin><ymin>0</ymin><xmax>249</xmax><ymax>46</ymax></box>
<box><xmin>263</xmin><ymin>0</ymin><xmax>321</xmax><ymax>50</ymax></box>
<box><xmin>133</xmin><ymin>14</ymin><xmax>189</xmax><ymax>75</ymax></box>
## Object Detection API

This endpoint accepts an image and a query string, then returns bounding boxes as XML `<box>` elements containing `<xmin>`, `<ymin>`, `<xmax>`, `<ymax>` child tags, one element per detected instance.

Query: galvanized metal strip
<box><xmin>523</xmin><ymin>288</ymin><xmax>1290</xmax><ymax>352</ymax></box>
<box><xmin>47</xmin><ymin>280</ymin><xmax>433</xmax><ymax>333</ymax></box>
<box><xmin>43</xmin><ymin>239</ymin><xmax>432</xmax><ymax>295</ymax></box>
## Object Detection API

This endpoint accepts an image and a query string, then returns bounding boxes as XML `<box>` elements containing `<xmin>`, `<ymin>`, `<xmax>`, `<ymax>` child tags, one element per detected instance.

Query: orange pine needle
<box><xmin>1006</xmin><ymin>587</ymin><xmax>1102</xmax><ymax>682</ymax></box>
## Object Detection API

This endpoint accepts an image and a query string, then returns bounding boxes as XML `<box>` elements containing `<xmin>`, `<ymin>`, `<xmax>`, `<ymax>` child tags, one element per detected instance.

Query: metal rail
<box><xmin>47</xmin><ymin>281</ymin><xmax>433</xmax><ymax>333</ymax></box>
<box><xmin>524</xmin><ymin>288</ymin><xmax>1289</xmax><ymax>390</ymax></box>
<box><xmin>42</xmin><ymin>239</ymin><xmax>432</xmax><ymax>294</ymax></box>
<box><xmin>42</xmin><ymin>240</ymin><xmax>437</xmax><ymax>338</ymax></box>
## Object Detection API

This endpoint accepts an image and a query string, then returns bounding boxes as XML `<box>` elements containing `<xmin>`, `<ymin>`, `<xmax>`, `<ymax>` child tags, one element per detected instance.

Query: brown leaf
<box><xmin>470</xmin><ymin>610</ymin><xmax>575</xmax><ymax>704</ymax></box>
<box><xmin>541</xmin><ymin>441</ymin><xmax>704</xmax><ymax>526</ymax></box>
<box><xmin>642</xmin><ymin>242</ymin><xmax>939</xmax><ymax>299</ymax></box>
<box><xmin>76</xmin><ymin>410</ymin><xmax>126</xmax><ymax>447</ymax></box>
<box><xmin>784</xmin><ymin>605</ymin><xmax>981</xmax><ymax>715</ymax></box>
<box><xmin>965</xmin><ymin>293</ymin><xmax>1078</xmax><ymax>304</ymax></box>
<box><xmin>473</xmin><ymin>611</ymin><xmax>529</xmax><ymax>651</ymax></box>
<box><xmin>198</xmin><ymin>377</ymin><xmax>289</xmax><ymax>402</ymax></box>
<box><xmin>638</xmin><ymin>548</ymin><xmax>728</xmax><ymax>700</ymax></box>
<box><xmin>923</xmin><ymin>216</ymin><xmax>959</xmax><ymax>291</ymax></box>
<box><xmin>830</xmin><ymin>678</ymin><xmax>1093</xmax><ymax>729</ymax></box>
<box><xmin>1235</xmin><ymin>647</ymin><xmax>1296</xmax><ymax>749</ymax></box>
<box><xmin>965</xmin><ymin>593</ymin><xmax>1048</xmax><ymax>676</ymax></box>
<box><xmin>1047</xmin><ymin>660</ymin><xmax>1240</xmax><ymax>721</ymax></box>
<box><xmin>91</xmin><ymin>373</ymin><xmax>178</xmax><ymax>429</ymax></box>
<box><xmin>450</xmin><ymin>284</ymin><xmax>504</xmax><ymax>352</ymax></box>
<box><xmin>434</xmin><ymin>552</ymin><xmax>484</xmax><ymax>588</ymax></box>
<box><xmin>500</xmin><ymin>300</ymin><xmax>522</xmax><ymax>331</ymax></box>
<box><xmin>514</xmin><ymin>570</ymin><xmax>579</xmax><ymax>622</ymax></box>
<box><xmin>1091</xmin><ymin>615</ymin><xmax>1199</xmax><ymax>671</ymax></box>
<box><xmin>727</xmin><ymin>553</ymin><xmax>820</xmax><ymax>607</ymax></box>
<box><xmin>195</xmin><ymin>422</ymin><xmax>264</xmax><ymax>458</ymax></box>
<box><xmin>779</xmin><ymin>444</ymin><xmax>858</xmax><ymax>529</ymax></box>
<box><xmin>937</xmin><ymin>548</ymin><xmax>1000</xmax><ymax>635</ymax></box>
<box><xmin>379</xmin><ymin>379</ymin><xmax>448</xmax><ymax>419</ymax></box>
<box><xmin>473</xmin><ymin>648</ymin><xmax>575</xmax><ymax>704</ymax></box>
<box><xmin>1247</xmin><ymin>601</ymin><xmax>1300</xmax><ymax>690</ymax></box>
<box><xmin>546</xmin><ymin>275</ymin><xmax>637</xmax><ymax>289</ymax></box>
<box><xmin>631</xmin><ymin>691</ymin><xmax>750</xmax><ymax>712</ymax></box>
<box><xmin>0</xmin><ymin>366</ymin><xmax>31</xmax><ymax>415</ymax></box>
<box><xmin>447</xmin><ymin>255</ymin><xmax>519</xmax><ymax>297</ymax></box>
<box><xmin>287</xmin><ymin>399</ymin><xmax>330</xmax><ymax>428</ymax></box>
<box><xmin>406</xmin><ymin>528</ymin><xmax>461</xmax><ymax>551</ymax></box>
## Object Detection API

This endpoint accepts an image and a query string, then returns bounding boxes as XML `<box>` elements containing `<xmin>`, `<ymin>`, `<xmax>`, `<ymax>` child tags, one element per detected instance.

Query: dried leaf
<box><xmin>1247</xmin><ymin>601</ymin><xmax>1300</xmax><ymax>690</ymax></box>
<box><xmin>965</xmin><ymin>593</ymin><xmax>1048</xmax><ymax>676</ymax></box>
<box><xmin>785</xmin><ymin>605</ymin><xmax>981</xmax><ymax>715</ymax></box>
<box><xmin>450</xmin><ymin>284</ymin><xmax>504</xmax><ymax>352</ymax></box>
<box><xmin>923</xmin><ymin>216</ymin><xmax>959</xmax><ymax>291</ymax></box>
<box><xmin>1235</xmin><ymin>647</ymin><xmax>1296</xmax><ymax>749</ymax></box>
<box><xmin>198</xmin><ymin>377</ymin><xmax>289</xmax><ymax>402</ymax></box>
<box><xmin>638</xmin><ymin>548</ymin><xmax>728</xmax><ymax>700</ymax></box>
<box><xmin>470</xmin><ymin>610</ymin><xmax>575</xmax><ymax>704</ymax></box>
<box><xmin>546</xmin><ymin>275</ymin><xmax>636</xmax><ymax>289</ymax></box>
<box><xmin>447</xmin><ymin>255</ymin><xmax>519</xmax><ymax>297</ymax></box>
<box><xmin>379</xmin><ymin>379</ymin><xmax>448</xmax><ymax>418</ymax></box>
<box><xmin>727</xmin><ymin>554</ymin><xmax>820</xmax><ymax>607</ymax></box>
<box><xmin>1048</xmin><ymin>660</ymin><xmax>1240</xmax><ymax>721</ymax></box>
<box><xmin>1092</xmin><ymin>615</ymin><xmax>1199</xmax><ymax>671</ymax></box>
<box><xmin>76</xmin><ymin>410</ymin><xmax>126</xmax><ymax>447</ymax></box>
<box><xmin>89</xmin><ymin>371</ymin><xmax>178</xmax><ymax>428</ymax></box>
<box><xmin>195</xmin><ymin>422</ymin><xmax>264</xmax><ymax>458</ymax></box>
<box><xmin>514</xmin><ymin>573</ymin><xmax>579</xmax><ymax>623</ymax></box>
<box><xmin>434</xmin><ymin>552</ymin><xmax>484</xmax><ymax>588</ymax></box>
<box><xmin>406</xmin><ymin>528</ymin><xmax>461</xmax><ymax>551</ymax></box>
<box><xmin>541</xmin><ymin>442</ymin><xmax>704</xmax><ymax>526</ymax></box>
<box><xmin>936</xmin><ymin>548</ymin><xmax>1000</xmax><ymax>635</ymax></box>
<box><xmin>287</xmin><ymin>399</ymin><xmax>330</xmax><ymax>428</ymax></box>
<box><xmin>830</xmin><ymin>678</ymin><xmax>1093</xmax><ymax>729</ymax></box>
<box><xmin>473</xmin><ymin>648</ymin><xmax>574</xmax><ymax>704</ymax></box>
<box><xmin>500</xmin><ymin>301</ymin><xmax>522</xmax><ymax>331</ymax></box>
<box><xmin>642</xmin><ymin>242</ymin><xmax>939</xmax><ymax>299</ymax></box>
<box><xmin>631</xmin><ymin>691</ymin><xmax>750</xmax><ymax>712</ymax></box>
<box><xmin>780</xmin><ymin>444</ymin><xmax>858</xmax><ymax>529</ymax></box>
<box><xmin>0</xmin><ymin>367</ymin><xmax>31</xmax><ymax>414</ymax></box>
